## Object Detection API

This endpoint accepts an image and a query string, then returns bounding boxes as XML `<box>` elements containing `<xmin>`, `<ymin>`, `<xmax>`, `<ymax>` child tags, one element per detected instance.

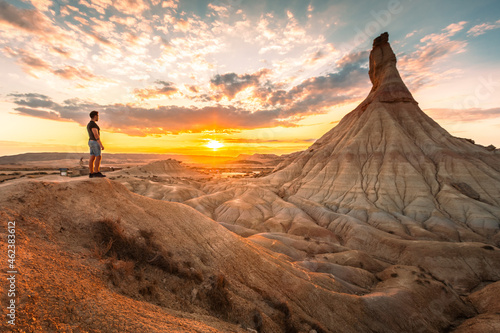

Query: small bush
<box><xmin>106</xmin><ymin>259</ymin><xmax>135</xmax><ymax>286</ymax></box>
<box><xmin>253</xmin><ymin>310</ymin><xmax>263</xmax><ymax>332</ymax></box>
<box><xmin>93</xmin><ymin>218</ymin><xmax>203</xmax><ymax>282</ymax></box>
<box><xmin>207</xmin><ymin>274</ymin><xmax>232</xmax><ymax>317</ymax></box>
<box><xmin>275</xmin><ymin>301</ymin><xmax>297</xmax><ymax>333</ymax></box>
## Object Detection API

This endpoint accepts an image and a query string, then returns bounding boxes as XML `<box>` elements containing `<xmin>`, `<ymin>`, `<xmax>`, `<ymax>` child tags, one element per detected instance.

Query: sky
<box><xmin>1</xmin><ymin>0</ymin><xmax>500</xmax><ymax>158</ymax></box>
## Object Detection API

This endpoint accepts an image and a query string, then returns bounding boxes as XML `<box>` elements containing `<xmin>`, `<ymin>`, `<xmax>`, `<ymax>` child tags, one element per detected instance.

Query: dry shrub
<box><xmin>253</xmin><ymin>310</ymin><xmax>263</xmax><ymax>332</ymax></box>
<box><xmin>93</xmin><ymin>218</ymin><xmax>204</xmax><ymax>283</ymax></box>
<box><xmin>93</xmin><ymin>218</ymin><xmax>177</xmax><ymax>273</ymax></box>
<box><xmin>106</xmin><ymin>259</ymin><xmax>135</xmax><ymax>286</ymax></box>
<box><xmin>274</xmin><ymin>301</ymin><xmax>298</xmax><ymax>333</ymax></box>
<box><xmin>206</xmin><ymin>274</ymin><xmax>232</xmax><ymax>317</ymax></box>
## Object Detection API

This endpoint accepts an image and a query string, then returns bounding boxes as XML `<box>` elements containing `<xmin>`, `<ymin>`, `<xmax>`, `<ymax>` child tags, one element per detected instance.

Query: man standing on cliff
<box><xmin>87</xmin><ymin>110</ymin><xmax>106</xmax><ymax>178</ymax></box>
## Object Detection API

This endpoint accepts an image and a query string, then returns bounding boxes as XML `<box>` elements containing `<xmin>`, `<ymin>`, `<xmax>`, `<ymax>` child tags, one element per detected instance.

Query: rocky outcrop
<box><xmin>266</xmin><ymin>32</ymin><xmax>500</xmax><ymax>245</ymax></box>
<box><xmin>367</xmin><ymin>31</ymin><xmax>415</xmax><ymax>104</ymax></box>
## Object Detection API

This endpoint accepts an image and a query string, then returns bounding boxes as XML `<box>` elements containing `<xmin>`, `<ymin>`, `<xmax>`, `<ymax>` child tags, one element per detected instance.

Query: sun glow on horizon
<box><xmin>206</xmin><ymin>140</ymin><xmax>224</xmax><ymax>149</ymax></box>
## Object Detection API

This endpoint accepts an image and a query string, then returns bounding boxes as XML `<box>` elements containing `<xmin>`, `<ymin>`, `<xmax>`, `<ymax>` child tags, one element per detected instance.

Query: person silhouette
<box><xmin>87</xmin><ymin>110</ymin><xmax>106</xmax><ymax>178</ymax></box>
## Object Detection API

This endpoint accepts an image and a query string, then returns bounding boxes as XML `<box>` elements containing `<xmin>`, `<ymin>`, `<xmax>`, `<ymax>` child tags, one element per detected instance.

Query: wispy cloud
<box><xmin>2</xmin><ymin>47</ymin><xmax>113</xmax><ymax>84</ymax></box>
<box><xmin>224</xmin><ymin>137</ymin><xmax>316</xmax><ymax>144</ymax></box>
<box><xmin>425</xmin><ymin>107</ymin><xmax>500</xmax><ymax>122</ymax></box>
<box><xmin>210</xmin><ymin>69</ymin><xmax>271</xmax><ymax>100</ymax></box>
<box><xmin>134</xmin><ymin>81</ymin><xmax>179</xmax><ymax>100</ymax></box>
<box><xmin>467</xmin><ymin>19</ymin><xmax>500</xmax><ymax>37</ymax></box>
<box><xmin>114</xmin><ymin>0</ymin><xmax>148</xmax><ymax>15</ymax></box>
<box><xmin>2</xmin><ymin>47</ymin><xmax>51</xmax><ymax>77</ymax></box>
<box><xmin>399</xmin><ymin>21</ymin><xmax>468</xmax><ymax>90</ymax></box>
<box><xmin>0</xmin><ymin>0</ymin><xmax>54</xmax><ymax>35</ymax></box>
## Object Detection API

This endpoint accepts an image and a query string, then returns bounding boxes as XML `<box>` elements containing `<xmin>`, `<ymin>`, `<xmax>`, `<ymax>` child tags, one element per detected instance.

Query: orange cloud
<box><xmin>8</xmin><ymin>93</ymin><xmax>299</xmax><ymax>136</ymax></box>
<box><xmin>134</xmin><ymin>81</ymin><xmax>179</xmax><ymax>100</ymax></box>
<box><xmin>0</xmin><ymin>0</ymin><xmax>55</xmax><ymax>35</ymax></box>
<box><xmin>425</xmin><ymin>108</ymin><xmax>500</xmax><ymax>122</ymax></box>
<box><xmin>468</xmin><ymin>20</ymin><xmax>500</xmax><ymax>37</ymax></box>
<box><xmin>114</xmin><ymin>0</ymin><xmax>147</xmax><ymax>15</ymax></box>
<box><xmin>399</xmin><ymin>22</ymin><xmax>468</xmax><ymax>90</ymax></box>
<box><xmin>53</xmin><ymin>66</ymin><xmax>100</xmax><ymax>81</ymax></box>
<box><xmin>3</xmin><ymin>47</ymin><xmax>112</xmax><ymax>83</ymax></box>
<box><xmin>210</xmin><ymin>68</ymin><xmax>272</xmax><ymax>100</ymax></box>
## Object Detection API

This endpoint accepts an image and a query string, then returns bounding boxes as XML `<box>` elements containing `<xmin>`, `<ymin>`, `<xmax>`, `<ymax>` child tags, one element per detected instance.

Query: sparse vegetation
<box><xmin>253</xmin><ymin>310</ymin><xmax>263</xmax><ymax>332</ymax></box>
<box><xmin>91</xmin><ymin>219</ymin><xmax>251</xmax><ymax>326</ymax></box>
<box><xmin>310</xmin><ymin>323</ymin><xmax>328</xmax><ymax>333</ymax></box>
<box><xmin>274</xmin><ymin>301</ymin><xmax>298</xmax><ymax>333</ymax></box>
<box><xmin>93</xmin><ymin>218</ymin><xmax>201</xmax><ymax>279</ymax></box>
<box><xmin>205</xmin><ymin>273</ymin><xmax>232</xmax><ymax>317</ymax></box>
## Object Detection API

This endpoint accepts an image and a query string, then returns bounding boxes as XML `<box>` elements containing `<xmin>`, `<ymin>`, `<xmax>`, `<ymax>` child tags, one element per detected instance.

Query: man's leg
<box><xmin>94</xmin><ymin>156</ymin><xmax>102</xmax><ymax>173</ymax></box>
<box><xmin>89</xmin><ymin>156</ymin><xmax>96</xmax><ymax>173</ymax></box>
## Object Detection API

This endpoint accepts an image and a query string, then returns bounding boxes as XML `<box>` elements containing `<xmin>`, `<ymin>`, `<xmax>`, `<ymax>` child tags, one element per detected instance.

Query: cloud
<box><xmin>82</xmin><ymin>28</ymin><xmax>115</xmax><ymax>47</ymax></box>
<box><xmin>224</xmin><ymin>138</ymin><xmax>316</xmax><ymax>144</ymax></box>
<box><xmin>50</xmin><ymin>46</ymin><xmax>71</xmax><ymax>57</ymax></box>
<box><xmin>8</xmin><ymin>94</ymin><xmax>98</xmax><ymax>124</ymax></box>
<box><xmin>80</xmin><ymin>0</ymin><xmax>112</xmax><ymax>15</ymax></box>
<box><xmin>7</xmin><ymin>93</ymin><xmax>297</xmax><ymax>135</ymax></box>
<box><xmin>2</xmin><ymin>47</ymin><xmax>51</xmax><ymax>77</ymax></box>
<box><xmin>256</xmin><ymin>51</ymin><xmax>369</xmax><ymax>113</ymax></box>
<box><xmin>134</xmin><ymin>81</ymin><xmax>179</xmax><ymax>100</ymax></box>
<box><xmin>405</xmin><ymin>30</ymin><xmax>419</xmax><ymax>38</ymax></box>
<box><xmin>0</xmin><ymin>0</ymin><xmax>54</xmax><ymax>35</ymax></box>
<box><xmin>53</xmin><ymin>66</ymin><xmax>101</xmax><ymax>81</ymax></box>
<box><xmin>30</xmin><ymin>0</ymin><xmax>53</xmax><ymax>12</ymax></box>
<box><xmin>3</xmin><ymin>45</ymin><xmax>115</xmax><ymax>83</ymax></box>
<box><xmin>208</xmin><ymin>3</ymin><xmax>229</xmax><ymax>17</ymax></box>
<box><xmin>174</xmin><ymin>18</ymin><xmax>191</xmax><ymax>32</ymax></box>
<box><xmin>399</xmin><ymin>21</ymin><xmax>468</xmax><ymax>90</ymax></box>
<box><xmin>8</xmin><ymin>93</ymin><xmax>57</xmax><ymax>108</ymax></box>
<box><xmin>467</xmin><ymin>20</ymin><xmax>500</xmax><ymax>37</ymax></box>
<box><xmin>11</xmin><ymin>107</ymin><xmax>71</xmax><ymax>122</ymax></box>
<box><xmin>113</xmin><ymin>0</ymin><xmax>148</xmax><ymax>15</ymax></box>
<box><xmin>210</xmin><ymin>69</ymin><xmax>271</xmax><ymax>100</ymax></box>
<box><xmin>425</xmin><ymin>108</ymin><xmax>500</xmax><ymax>122</ymax></box>
<box><xmin>255</xmin><ymin>13</ymin><xmax>314</xmax><ymax>55</ymax></box>
<box><xmin>3</xmin><ymin>47</ymin><xmax>113</xmax><ymax>83</ymax></box>
<box><xmin>159</xmin><ymin>0</ymin><xmax>178</xmax><ymax>9</ymax></box>
<box><xmin>195</xmin><ymin>49</ymin><xmax>370</xmax><ymax>120</ymax></box>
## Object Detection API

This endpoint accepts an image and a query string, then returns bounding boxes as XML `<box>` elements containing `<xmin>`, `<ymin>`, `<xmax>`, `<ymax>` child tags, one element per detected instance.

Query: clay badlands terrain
<box><xmin>1</xmin><ymin>33</ymin><xmax>500</xmax><ymax>333</ymax></box>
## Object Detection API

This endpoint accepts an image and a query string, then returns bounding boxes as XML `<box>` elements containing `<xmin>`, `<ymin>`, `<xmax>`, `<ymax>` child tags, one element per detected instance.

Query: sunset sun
<box><xmin>206</xmin><ymin>140</ymin><xmax>224</xmax><ymax>149</ymax></box>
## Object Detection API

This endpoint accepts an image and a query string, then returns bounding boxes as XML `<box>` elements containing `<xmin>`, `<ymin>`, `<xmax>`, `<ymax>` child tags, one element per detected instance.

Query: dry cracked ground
<box><xmin>1</xmin><ymin>33</ymin><xmax>500</xmax><ymax>332</ymax></box>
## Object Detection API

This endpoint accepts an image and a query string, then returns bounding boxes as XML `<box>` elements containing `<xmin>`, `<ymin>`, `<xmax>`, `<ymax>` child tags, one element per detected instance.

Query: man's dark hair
<box><xmin>89</xmin><ymin>110</ymin><xmax>99</xmax><ymax>118</ymax></box>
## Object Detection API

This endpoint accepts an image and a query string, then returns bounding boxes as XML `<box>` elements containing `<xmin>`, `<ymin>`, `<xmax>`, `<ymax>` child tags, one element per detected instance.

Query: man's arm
<box><xmin>92</xmin><ymin>128</ymin><xmax>104</xmax><ymax>150</ymax></box>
